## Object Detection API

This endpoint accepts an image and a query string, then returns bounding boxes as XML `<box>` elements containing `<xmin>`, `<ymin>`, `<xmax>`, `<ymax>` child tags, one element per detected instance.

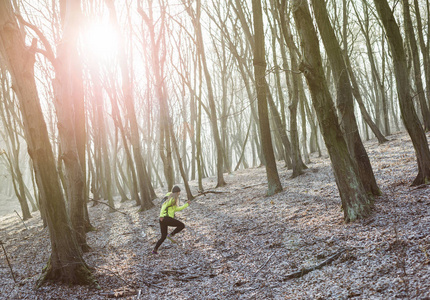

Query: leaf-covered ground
<box><xmin>1</xmin><ymin>131</ymin><xmax>429</xmax><ymax>299</ymax></box>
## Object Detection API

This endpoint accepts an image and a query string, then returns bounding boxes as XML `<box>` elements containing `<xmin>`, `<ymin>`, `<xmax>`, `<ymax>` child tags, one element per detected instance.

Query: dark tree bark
<box><xmin>0</xmin><ymin>0</ymin><xmax>95</xmax><ymax>285</ymax></box>
<box><xmin>292</xmin><ymin>0</ymin><xmax>372</xmax><ymax>222</ymax></box>
<box><xmin>275</xmin><ymin>0</ymin><xmax>308</xmax><ymax>176</ymax></box>
<box><xmin>403</xmin><ymin>0</ymin><xmax>430</xmax><ymax>131</ymax></box>
<box><xmin>252</xmin><ymin>0</ymin><xmax>282</xmax><ymax>196</ymax></box>
<box><xmin>374</xmin><ymin>0</ymin><xmax>430</xmax><ymax>186</ymax></box>
<box><xmin>413</xmin><ymin>0</ymin><xmax>430</xmax><ymax>109</ymax></box>
<box><xmin>311</xmin><ymin>0</ymin><xmax>381</xmax><ymax>196</ymax></box>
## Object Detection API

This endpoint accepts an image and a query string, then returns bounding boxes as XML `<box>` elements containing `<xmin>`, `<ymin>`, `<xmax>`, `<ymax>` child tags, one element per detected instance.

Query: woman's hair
<box><xmin>172</xmin><ymin>185</ymin><xmax>181</xmax><ymax>193</ymax></box>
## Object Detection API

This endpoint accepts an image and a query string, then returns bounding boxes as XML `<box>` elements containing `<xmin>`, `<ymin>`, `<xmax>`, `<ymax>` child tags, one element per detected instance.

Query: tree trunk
<box><xmin>0</xmin><ymin>81</ymin><xmax>32</xmax><ymax>219</ymax></box>
<box><xmin>374</xmin><ymin>0</ymin><xmax>430</xmax><ymax>186</ymax></box>
<box><xmin>138</xmin><ymin>3</ymin><xmax>175</xmax><ymax>190</ymax></box>
<box><xmin>292</xmin><ymin>0</ymin><xmax>372</xmax><ymax>222</ymax></box>
<box><xmin>413</xmin><ymin>0</ymin><xmax>430</xmax><ymax>110</ymax></box>
<box><xmin>196</xmin><ymin>77</ymin><xmax>204</xmax><ymax>192</ymax></box>
<box><xmin>184</xmin><ymin>0</ymin><xmax>226</xmax><ymax>187</ymax></box>
<box><xmin>107</xmin><ymin>84</ymin><xmax>141</xmax><ymax>206</ymax></box>
<box><xmin>252</xmin><ymin>0</ymin><xmax>282</xmax><ymax>196</ymax></box>
<box><xmin>88</xmin><ymin>65</ymin><xmax>114</xmax><ymax>209</ymax></box>
<box><xmin>403</xmin><ymin>0</ymin><xmax>430</xmax><ymax>131</ymax></box>
<box><xmin>353</xmin><ymin>1</ymin><xmax>391</xmax><ymax>139</ymax></box>
<box><xmin>312</xmin><ymin>0</ymin><xmax>381</xmax><ymax>196</ymax></box>
<box><xmin>107</xmin><ymin>0</ymin><xmax>155</xmax><ymax>208</ymax></box>
<box><xmin>0</xmin><ymin>0</ymin><xmax>95</xmax><ymax>285</ymax></box>
<box><xmin>168</xmin><ymin>120</ymin><xmax>194</xmax><ymax>201</ymax></box>
<box><xmin>276</xmin><ymin>2</ymin><xmax>308</xmax><ymax>175</ymax></box>
<box><xmin>53</xmin><ymin>0</ymin><xmax>88</xmax><ymax>252</ymax></box>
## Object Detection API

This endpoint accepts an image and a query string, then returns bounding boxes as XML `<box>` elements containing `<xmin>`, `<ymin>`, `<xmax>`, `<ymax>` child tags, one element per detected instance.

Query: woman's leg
<box><xmin>154</xmin><ymin>219</ymin><xmax>168</xmax><ymax>251</ymax></box>
<box><xmin>166</xmin><ymin>218</ymin><xmax>185</xmax><ymax>236</ymax></box>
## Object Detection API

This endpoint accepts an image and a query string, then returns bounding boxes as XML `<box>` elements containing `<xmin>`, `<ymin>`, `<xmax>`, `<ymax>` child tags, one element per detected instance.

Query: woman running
<box><xmin>152</xmin><ymin>186</ymin><xmax>190</xmax><ymax>254</ymax></box>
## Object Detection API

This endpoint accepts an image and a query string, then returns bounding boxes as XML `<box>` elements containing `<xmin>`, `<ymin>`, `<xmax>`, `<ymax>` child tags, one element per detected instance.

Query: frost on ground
<box><xmin>1</xmin><ymin>131</ymin><xmax>429</xmax><ymax>299</ymax></box>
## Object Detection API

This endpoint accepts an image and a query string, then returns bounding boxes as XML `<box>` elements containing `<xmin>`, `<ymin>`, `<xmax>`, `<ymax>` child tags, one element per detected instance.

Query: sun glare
<box><xmin>82</xmin><ymin>22</ymin><xmax>118</xmax><ymax>61</ymax></box>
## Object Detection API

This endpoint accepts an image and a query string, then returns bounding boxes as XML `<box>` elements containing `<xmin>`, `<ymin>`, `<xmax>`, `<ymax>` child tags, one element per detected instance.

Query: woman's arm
<box><xmin>174</xmin><ymin>201</ymin><xmax>189</xmax><ymax>212</ymax></box>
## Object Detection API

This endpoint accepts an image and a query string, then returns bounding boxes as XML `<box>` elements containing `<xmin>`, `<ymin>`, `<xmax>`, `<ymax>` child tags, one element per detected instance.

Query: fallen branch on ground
<box><xmin>90</xmin><ymin>199</ymin><xmax>127</xmax><ymax>215</ymax></box>
<box><xmin>283</xmin><ymin>248</ymin><xmax>346</xmax><ymax>281</ymax></box>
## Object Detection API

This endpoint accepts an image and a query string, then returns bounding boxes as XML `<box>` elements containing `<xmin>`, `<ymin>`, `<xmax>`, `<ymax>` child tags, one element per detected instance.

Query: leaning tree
<box><xmin>0</xmin><ymin>0</ymin><xmax>96</xmax><ymax>285</ymax></box>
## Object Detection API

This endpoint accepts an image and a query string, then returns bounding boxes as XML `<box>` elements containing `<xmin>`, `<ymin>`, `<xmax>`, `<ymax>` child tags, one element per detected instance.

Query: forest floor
<box><xmin>1</xmin><ymin>130</ymin><xmax>430</xmax><ymax>299</ymax></box>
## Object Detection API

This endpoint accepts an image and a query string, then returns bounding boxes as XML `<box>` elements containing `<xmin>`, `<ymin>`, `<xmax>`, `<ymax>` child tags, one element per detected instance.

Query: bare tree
<box><xmin>0</xmin><ymin>75</ymin><xmax>33</xmax><ymax>219</ymax></box>
<box><xmin>0</xmin><ymin>0</ymin><xmax>96</xmax><ymax>285</ymax></box>
<box><xmin>373</xmin><ymin>0</ymin><xmax>430</xmax><ymax>185</ymax></box>
<box><xmin>252</xmin><ymin>0</ymin><xmax>282</xmax><ymax>195</ymax></box>
<box><xmin>353</xmin><ymin>1</ymin><xmax>392</xmax><ymax>138</ymax></box>
<box><xmin>182</xmin><ymin>0</ymin><xmax>226</xmax><ymax>187</ymax></box>
<box><xmin>403</xmin><ymin>0</ymin><xmax>430</xmax><ymax>130</ymax></box>
<box><xmin>413</xmin><ymin>0</ymin><xmax>430</xmax><ymax>109</ymax></box>
<box><xmin>292</xmin><ymin>0</ymin><xmax>372</xmax><ymax>222</ymax></box>
<box><xmin>312</xmin><ymin>0</ymin><xmax>381</xmax><ymax>196</ymax></box>
<box><xmin>49</xmin><ymin>0</ymin><xmax>89</xmax><ymax>251</ymax></box>
<box><xmin>275</xmin><ymin>0</ymin><xmax>308</xmax><ymax>176</ymax></box>
<box><xmin>138</xmin><ymin>0</ymin><xmax>175</xmax><ymax>190</ymax></box>
<box><xmin>106</xmin><ymin>0</ymin><xmax>155</xmax><ymax>208</ymax></box>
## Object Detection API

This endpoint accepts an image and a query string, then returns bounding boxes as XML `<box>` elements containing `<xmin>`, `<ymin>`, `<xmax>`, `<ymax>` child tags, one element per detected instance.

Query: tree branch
<box><xmin>15</xmin><ymin>14</ymin><xmax>56</xmax><ymax>65</ymax></box>
<box><xmin>89</xmin><ymin>199</ymin><xmax>127</xmax><ymax>215</ymax></box>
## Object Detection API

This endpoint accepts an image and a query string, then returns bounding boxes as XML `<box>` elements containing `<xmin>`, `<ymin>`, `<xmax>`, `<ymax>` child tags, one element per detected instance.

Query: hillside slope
<box><xmin>1</xmin><ymin>131</ymin><xmax>429</xmax><ymax>299</ymax></box>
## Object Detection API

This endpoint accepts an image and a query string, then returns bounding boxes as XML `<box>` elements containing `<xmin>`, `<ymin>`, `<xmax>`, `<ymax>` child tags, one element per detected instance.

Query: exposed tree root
<box><xmin>36</xmin><ymin>258</ymin><xmax>99</xmax><ymax>288</ymax></box>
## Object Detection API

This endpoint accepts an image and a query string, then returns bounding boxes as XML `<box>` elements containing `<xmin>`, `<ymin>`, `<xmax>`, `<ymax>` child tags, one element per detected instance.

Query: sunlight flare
<box><xmin>81</xmin><ymin>21</ymin><xmax>118</xmax><ymax>61</ymax></box>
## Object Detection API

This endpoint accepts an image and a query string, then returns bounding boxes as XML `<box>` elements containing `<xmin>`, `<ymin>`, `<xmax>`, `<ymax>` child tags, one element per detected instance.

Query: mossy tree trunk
<box><xmin>292</xmin><ymin>0</ymin><xmax>372</xmax><ymax>222</ymax></box>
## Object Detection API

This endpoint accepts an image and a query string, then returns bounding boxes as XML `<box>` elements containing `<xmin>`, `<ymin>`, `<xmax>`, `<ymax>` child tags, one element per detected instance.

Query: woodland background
<box><xmin>1</xmin><ymin>131</ymin><xmax>429</xmax><ymax>299</ymax></box>
<box><xmin>0</xmin><ymin>0</ymin><xmax>430</xmax><ymax>293</ymax></box>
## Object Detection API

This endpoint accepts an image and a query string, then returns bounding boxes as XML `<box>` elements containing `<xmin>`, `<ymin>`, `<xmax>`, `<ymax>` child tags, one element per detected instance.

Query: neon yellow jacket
<box><xmin>159</xmin><ymin>192</ymin><xmax>189</xmax><ymax>218</ymax></box>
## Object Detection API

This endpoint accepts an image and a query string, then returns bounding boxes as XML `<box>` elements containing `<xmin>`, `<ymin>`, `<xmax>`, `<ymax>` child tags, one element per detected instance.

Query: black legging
<box><xmin>154</xmin><ymin>216</ymin><xmax>185</xmax><ymax>251</ymax></box>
